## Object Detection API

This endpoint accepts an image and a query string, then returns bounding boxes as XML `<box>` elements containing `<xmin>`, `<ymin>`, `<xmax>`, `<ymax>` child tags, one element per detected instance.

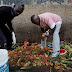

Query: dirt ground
<box><xmin>10</xmin><ymin>66</ymin><xmax>72</xmax><ymax>72</ymax></box>
<box><xmin>12</xmin><ymin>4</ymin><xmax>72</xmax><ymax>43</ymax></box>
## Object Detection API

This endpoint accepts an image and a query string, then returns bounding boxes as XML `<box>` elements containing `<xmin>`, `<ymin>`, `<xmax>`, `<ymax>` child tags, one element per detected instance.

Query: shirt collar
<box><xmin>11</xmin><ymin>6</ymin><xmax>14</xmax><ymax>15</ymax></box>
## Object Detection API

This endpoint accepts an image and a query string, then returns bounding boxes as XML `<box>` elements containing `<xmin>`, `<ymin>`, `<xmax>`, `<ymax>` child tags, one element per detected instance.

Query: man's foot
<box><xmin>39</xmin><ymin>44</ymin><xmax>44</xmax><ymax>50</ymax></box>
<box><xmin>51</xmin><ymin>52</ymin><xmax>60</xmax><ymax>57</ymax></box>
<box><xmin>7</xmin><ymin>48</ymin><xmax>16</xmax><ymax>51</ymax></box>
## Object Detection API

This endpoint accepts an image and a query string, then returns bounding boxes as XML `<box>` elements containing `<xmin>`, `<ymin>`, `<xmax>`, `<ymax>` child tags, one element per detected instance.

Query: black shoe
<box><xmin>7</xmin><ymin>48</ymin><xmax>16</xmax><ymax>51</ymax></box>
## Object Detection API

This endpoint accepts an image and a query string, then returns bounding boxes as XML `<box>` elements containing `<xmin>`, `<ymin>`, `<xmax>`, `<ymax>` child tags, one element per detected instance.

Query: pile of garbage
<box><xmin>8</xmin><ymin>41</ymin><xmax>72</xmax><ymax>72</ymax></box>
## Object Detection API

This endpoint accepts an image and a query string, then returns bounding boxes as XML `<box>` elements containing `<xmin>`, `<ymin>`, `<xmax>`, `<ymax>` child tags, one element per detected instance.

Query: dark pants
<box><xmin>0</xmin><ymin>25</ymin><xmax>12</xmax><ymax>50</ymax></box>
<box><xmin>0</xmin><ymin>29</ymin><xmax>4</xmax><ymax>48</ymax></box>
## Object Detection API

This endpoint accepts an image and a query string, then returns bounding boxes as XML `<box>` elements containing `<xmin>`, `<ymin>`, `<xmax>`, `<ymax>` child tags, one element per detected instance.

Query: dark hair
<box><xmin>18</xmin><ymin>4</ymin><xmax>24</xmax><ymax>10</ymax></box>
<box><xmin>31</xmin><ymin>15</ymin><xmax>39</xmax><ymax>21</ymax></box>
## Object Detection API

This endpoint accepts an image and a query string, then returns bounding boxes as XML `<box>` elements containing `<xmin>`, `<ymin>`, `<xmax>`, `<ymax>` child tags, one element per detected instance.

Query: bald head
<box><xmin>31</xmin><ymin>15</ymin><xmax>39</xmax><ymax>21</ymax></box>
<box><xmin>31</xmin><ymin>15</ymin><xmax>40</xmax><ymax>25</ymax></box>
<box><xmin>13</xmin><ymin>4</ymin><xmax>24</xmax><ymax>16</ymax></box>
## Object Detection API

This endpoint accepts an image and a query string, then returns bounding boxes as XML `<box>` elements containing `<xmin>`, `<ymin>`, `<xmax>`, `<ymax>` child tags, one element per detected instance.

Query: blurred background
<box><xmin>0</xmin><ymin>0</ymin><xmax>72</xmax><ymax>43</ymax></box>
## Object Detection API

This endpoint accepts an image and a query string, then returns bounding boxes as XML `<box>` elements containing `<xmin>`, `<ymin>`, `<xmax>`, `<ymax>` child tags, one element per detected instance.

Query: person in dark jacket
<box><xmin>0</xmin><ymin>4</ymin><xmax>24</xmax><ymax>50</ymax></box>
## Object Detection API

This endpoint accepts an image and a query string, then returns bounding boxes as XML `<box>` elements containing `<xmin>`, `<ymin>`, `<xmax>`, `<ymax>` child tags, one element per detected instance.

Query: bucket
<box><xmin>0</xmin><ymin>49</ymin><xmax>9</xmax><ymax>72</ymax></box>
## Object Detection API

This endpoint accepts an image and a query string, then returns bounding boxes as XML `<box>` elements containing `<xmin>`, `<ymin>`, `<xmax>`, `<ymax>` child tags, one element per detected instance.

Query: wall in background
<box><xmin>0</xmin><ymin>0</ymin><xmax>72</xmax><ymax>5</ymax></box>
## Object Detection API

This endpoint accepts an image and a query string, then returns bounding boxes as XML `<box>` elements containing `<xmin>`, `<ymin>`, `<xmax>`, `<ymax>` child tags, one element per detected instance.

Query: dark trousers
<box><xmin>0</xmin><ymin>29</ymin><xmax>4</xmax><ymax>48</ymax></box>
<box><xmin>0</xmin><ymin>25</ymin><xmax>12</xmax><ymax>50</ymax></box>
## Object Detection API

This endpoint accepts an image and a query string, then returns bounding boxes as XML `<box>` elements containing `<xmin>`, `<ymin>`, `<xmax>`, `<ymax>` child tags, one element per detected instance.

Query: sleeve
<box><xmin>7</xmin><ymin>21</ymin><xmax>14</xmax><ymax>32</ymax></box>
<box><xmin>45</xmin><ymin>17</ymin><xmax>55</xmax><ymax>29</ymax></box>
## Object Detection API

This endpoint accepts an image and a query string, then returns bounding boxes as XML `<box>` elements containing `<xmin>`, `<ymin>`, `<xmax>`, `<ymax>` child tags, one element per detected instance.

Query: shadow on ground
<box><xmin>10</xmin><ymin>66</ymin><xmax>72</xmax><ymax>72</ymax></box>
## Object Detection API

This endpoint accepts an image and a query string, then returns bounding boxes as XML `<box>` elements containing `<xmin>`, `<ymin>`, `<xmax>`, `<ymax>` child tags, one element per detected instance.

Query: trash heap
<box><xmin>8</xmin><ymin>41</ymin><xmax>72</xmax><ymax>72</ymax></box>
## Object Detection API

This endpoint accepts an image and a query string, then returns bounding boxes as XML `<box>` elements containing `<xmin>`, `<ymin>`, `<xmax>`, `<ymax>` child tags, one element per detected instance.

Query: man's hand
<box><xmin>45</xmin><ymin>29</ymin><xmax>50</xmax><ymax>37</ymax></box>
<box><xmin>12</xmin><ymin>32</ymin><xmax>16</xmax><ymax>45</ymax></box>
